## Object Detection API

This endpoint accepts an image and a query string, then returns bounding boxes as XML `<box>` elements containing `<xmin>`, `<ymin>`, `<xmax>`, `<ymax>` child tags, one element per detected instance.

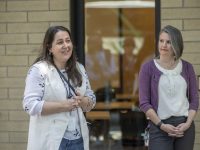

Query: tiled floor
<box><xmin>89</xmin><ymin>111</ymin><xmax>148</xmax><ymax>150</ymax></box>
<box><xmin>90</xmin><ymin>139</ymin><xmax>148</xmax><ymax>150</ymax></box>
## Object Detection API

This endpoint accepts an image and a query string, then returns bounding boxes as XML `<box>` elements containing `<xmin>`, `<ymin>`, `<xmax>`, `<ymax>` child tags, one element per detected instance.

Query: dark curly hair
<box><xmin>34</xmin><ymin>26</ymin><xmax>82</xmax><ymax>87</ymax></box>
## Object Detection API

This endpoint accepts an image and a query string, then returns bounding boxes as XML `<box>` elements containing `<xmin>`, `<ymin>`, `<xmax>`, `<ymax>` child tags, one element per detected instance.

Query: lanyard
<box><xmin>54</xmin><ymin>66</ymin><xmax>77</xmax><ymax>97</ymax></box>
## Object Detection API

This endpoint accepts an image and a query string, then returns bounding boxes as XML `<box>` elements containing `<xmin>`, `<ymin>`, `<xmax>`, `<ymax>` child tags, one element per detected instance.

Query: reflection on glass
<box><xmin>85</xmin><ymin>0</ymin><xmax>155</xmax><ymax>99</ymax></box>
<box><xmin>85</xmin><ymin>35</ymin><xmax>119</xmax><ymax>89</ymax></box>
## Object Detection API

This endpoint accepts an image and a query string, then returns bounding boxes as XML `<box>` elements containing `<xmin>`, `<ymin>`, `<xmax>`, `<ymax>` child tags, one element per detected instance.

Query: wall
<box><xmin>0</xmin><ymin>0</ymin><xmax>69</xmax><ymax>149</ymax></box>
<box><xmin>161</xmin><ymin>0</ymin><xmax>200</xmax><ymax>149</ymax></box>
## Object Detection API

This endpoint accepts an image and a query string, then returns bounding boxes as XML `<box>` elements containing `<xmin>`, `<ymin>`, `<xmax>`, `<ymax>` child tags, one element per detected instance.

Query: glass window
<box><xmin>85</xmin><ymin>0</ymin><xmax>156</xmax><ymax>100</ymax></box>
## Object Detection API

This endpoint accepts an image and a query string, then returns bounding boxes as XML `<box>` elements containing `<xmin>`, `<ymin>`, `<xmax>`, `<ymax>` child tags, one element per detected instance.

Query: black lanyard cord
<box><xmin>54</xmin><ymin>66</ymin><xmax>77</xmax><ymax>96</ymax></box>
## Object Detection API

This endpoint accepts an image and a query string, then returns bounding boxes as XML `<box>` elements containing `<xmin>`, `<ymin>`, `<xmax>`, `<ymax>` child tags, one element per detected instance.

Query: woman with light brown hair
<box><xmin>139</xmin><ymin>25</ymin><xmax>199</xmax><ymax>150</ymax></box>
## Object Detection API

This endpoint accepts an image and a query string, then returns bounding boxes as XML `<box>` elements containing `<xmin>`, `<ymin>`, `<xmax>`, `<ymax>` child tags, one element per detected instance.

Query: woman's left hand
<box><xmin>176</xmin><ymin>122</ymin><xmax>191</xmax><ymax>133</ymax></box>
<box><xmin>73</xmin><ymin>92</ymin><xmax>84</xmax><ymax>107</ymax></box>
<box><xmin>172</xmin><ymin>122</ymin><xmax>191</xmax><ymax>137</ymax></box>
<box><xmin>73</xmin><ymin>91</ymin><xmax>93</xmax><ymax>111</ymax></box>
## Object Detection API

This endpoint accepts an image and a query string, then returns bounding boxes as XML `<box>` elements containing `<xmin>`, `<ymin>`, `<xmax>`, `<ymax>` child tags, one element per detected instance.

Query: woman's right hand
<box><xmin>61</xmin><ymin>99</ymin><xmax>79</xmax><ymax>112</ymax></box>
<box><xmin>41</xmin><ymin>100</ymin><xmax>79</xmax><ymax>115</ymax></box>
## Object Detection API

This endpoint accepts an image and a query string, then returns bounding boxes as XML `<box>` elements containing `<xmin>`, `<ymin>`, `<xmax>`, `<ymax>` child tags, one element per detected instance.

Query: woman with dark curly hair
<box><xmin>23</xmin><ymin>26</ymin><xmax>96</xmax><ymax>150</ymax></box>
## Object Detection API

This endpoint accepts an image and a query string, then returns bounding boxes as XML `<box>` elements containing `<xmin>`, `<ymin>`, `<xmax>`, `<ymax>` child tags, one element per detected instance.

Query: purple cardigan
<box><xmin>139</xmin><ymin>59</ymin><xmax>199</xmax><ymax>113</ymax></box>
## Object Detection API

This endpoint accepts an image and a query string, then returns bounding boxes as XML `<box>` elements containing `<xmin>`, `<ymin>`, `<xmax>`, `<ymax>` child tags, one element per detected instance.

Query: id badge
<box><xmin>68</xmin><ymin>117</ymin><xmax>76</xmax><ymax>131</ymax></box>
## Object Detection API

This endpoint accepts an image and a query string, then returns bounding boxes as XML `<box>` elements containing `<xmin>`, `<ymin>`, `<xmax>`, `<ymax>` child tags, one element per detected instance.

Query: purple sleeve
<box><xmin>139</xmin><ymin>62</ymin><xmax>154</xmax><ymax>113</ymax></box>
<box><xmin>188</xmin><ymin>64</ymin><xmax>199</xmax><ymax>111</ymax></box>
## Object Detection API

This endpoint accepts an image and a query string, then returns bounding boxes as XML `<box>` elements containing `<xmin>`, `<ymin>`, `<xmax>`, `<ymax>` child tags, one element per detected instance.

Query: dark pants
<box><xmin>149</xmin><ymin>116</ymin><xmax>195</xmax><ymax>150</ymax></box>
<box><xmin>59</xmin><ymin>137</ymin><xmax>84</xmax><ymax>150</ymax></box>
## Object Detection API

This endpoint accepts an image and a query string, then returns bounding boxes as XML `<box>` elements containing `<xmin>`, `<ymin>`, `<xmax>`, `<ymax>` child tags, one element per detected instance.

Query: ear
<box><xmin>49</xmin><ymin>46</ymin><xmax>53</xmax><ymax>53</ymax></box>
<box><xmin>47</xmin><ymin>44</ymin><xmax>51</xmax><ymax>50</ymax></box>
<box><xmin>48</xmin><ymin>48</ymin><xmax>53</xmax><ymax>55</ymax></box>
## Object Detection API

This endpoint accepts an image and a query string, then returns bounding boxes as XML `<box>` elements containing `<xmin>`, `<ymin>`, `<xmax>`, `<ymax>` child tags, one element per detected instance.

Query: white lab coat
<box><xmin>26</xmin><ymin>61</ymin><xmax>89</xmax><ymax>150</ymax></box>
